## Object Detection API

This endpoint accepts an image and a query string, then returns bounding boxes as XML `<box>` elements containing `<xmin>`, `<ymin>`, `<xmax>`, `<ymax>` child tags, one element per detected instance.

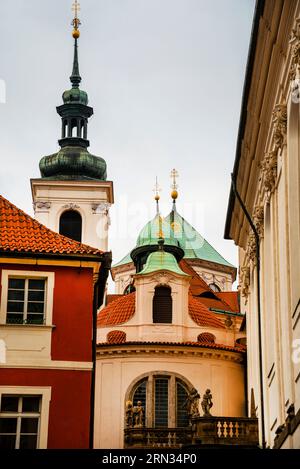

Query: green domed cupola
<box><xmin>39</xmin><ymin>11</ymin><xmax>107</xmax><ymax>181</ymax></box>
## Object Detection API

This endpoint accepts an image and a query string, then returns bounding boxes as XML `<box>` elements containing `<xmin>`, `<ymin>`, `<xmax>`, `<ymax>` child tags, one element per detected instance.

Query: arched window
<box><xmin>153</xmin><ymin>286</ymin><xmax>172</xmax><ymax>323</ymax></box>
<box><xmin>59</xmin><ymin>210</ymin><xmax>82</xmax><ymax>242</ymax></box>
<box><xmin>209</xmin><ymin>282</ymin><xmax>221</xmax><ymax>292</ymax></box>
<box><xmin>126</xmin><ymin>373</ymin><xmax>190</xmax><ymax>430</ymax></box>
<box><xmin>124</xmin><ymin>284</ymin><xmax>136</xmax><ymax>295</ymax></box>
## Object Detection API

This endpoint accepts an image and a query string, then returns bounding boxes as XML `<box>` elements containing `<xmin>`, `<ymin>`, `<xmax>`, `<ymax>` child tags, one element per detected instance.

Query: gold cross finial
<box><xmin>170</xmin><ymin>168</ymin><xmax>179</xmax><ymax>201</ymax></box>
<box><xmin>72</xmin><ymin>0</ymin><xmax>81</xmax><ymax>37</ymax></box>
<box><xmin>153</xmin><ymin>176</ymin><xmax>161</xmax><ymax>202</ymax></box>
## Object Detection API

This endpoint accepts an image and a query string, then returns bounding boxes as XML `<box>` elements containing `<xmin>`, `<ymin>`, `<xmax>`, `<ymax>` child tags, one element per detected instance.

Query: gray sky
<box><xmin>0</xmin><ymin>0</ymin><xmax>254</xmax><ymax>287</ymax></box>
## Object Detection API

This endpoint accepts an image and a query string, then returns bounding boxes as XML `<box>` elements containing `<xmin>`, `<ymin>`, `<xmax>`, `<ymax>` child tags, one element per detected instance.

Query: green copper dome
<box><xmin>137</xmin><ymin>249</ymin><xmax>188</xmax><ymax>276</ymax></box>
<box><xmin>62</xmin><ymin>87</ymin><xmax>88</xmax><ymax>105</ymax></box>
<box><xmin>114</xmin><ymin>209</ymin><xmax>234</xmax><ymax>268</ymax></box>
<box><xmin>39</xmin><ymin>146</ymin><xmax>107</xmax><ymax>180</ymax></box>
<box><xmin>165</xmin><ymin>210</ymin><xmax>234</xmax><ymax>267</ymax></box>
<box><xmin>136</xmin><ymin>213</ymin><xmax>180</xmax><ymax>248</ymax></box>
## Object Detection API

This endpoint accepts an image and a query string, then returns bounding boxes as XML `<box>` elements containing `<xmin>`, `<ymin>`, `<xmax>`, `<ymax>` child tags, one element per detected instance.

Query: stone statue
<box><xmin>133</xmin><ymin>400</ymin><xmax>144</xmax><ymax>427</ymax></box>
<box><xmin>183</xmin><ymin>387</ymin><xmax>200</xmax><ymax>420</ymax></box>
<box><xmin>125</xmin><ymin>400</ymin><xmax>133</xmax><ymax>427</ymax></box>
<box><xmin>201</xmin><ymin>389</ymin><xmax>213</xmax><ymax>416</ymax></box>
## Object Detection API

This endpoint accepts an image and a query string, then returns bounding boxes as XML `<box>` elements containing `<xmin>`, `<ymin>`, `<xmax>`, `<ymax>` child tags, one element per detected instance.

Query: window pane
<box><xmin>19</xmin><ymin>435</ymin><xmax>38</xmax><ymax>449</ymax></box>
<box><xmin>22</xmin><ymin>397</ymin><xmax>40</xmax><ymax>413</ymax></box>
<box><xmin>27</xmin><ymin>302</ymin><xmax>44</xmax><ymax>313</ymax></box>
<box><xmin>176</xmin><ymin>382</ymin><xmax>189</xmax><ymax>427</ymax></box>
<box><xmin>26</xmin><ymin>314</ymin><xmax>44</xmax><ymax>325</ymax></box>
<box><xmin>0</xmin><ymin>418</ymin><xmax>17</xmax><ymax>433</ymax></box>
<box><xmin>7</xmin><ymin>301</ymin><xmax>24</xmax><ymax>313</ymax></box>
<box><xmin>8</xmin><ymin>290</ymin><xmax>24</xmax><ymax>301</ymax></box>
<box><xmin>155</xmin><ymin>379</ymin><xmax>168</xmax><ymax>428</ymax></box>
<box><xmin>1</xmin><ymin>396</ymin><xmax>19</xmax><ymax>412</ymax></box>
<box><xmin>28</xmin><ymin>279</ymin><xmax>45</xmax><ymax>290</ymax></box>
<box><xmin>6</xmin><ymin>313</ymin><xmax>24</xmax><ymax>324</ymax></box>
<box><xmin>21</xmin><ymin>418</ymin><xmax>38</xmax><ymax>434</ymax></box>
<box><xmin>28</xmin><ymin>290</ymin><xmax>44</xmax><ymax>302</ymax></box>
<box><xmin>6</xmin><ymin>314</ymin><xmax>24</xmax><ymax>324</ymax></box>
<box><xmin>133</xmin><ymin>381</ymin><xmax>147</xmax><ymax>426</ymax></box>
<box><xmin>8</xmin><ymin>279</ymin><xmax>25</xmax><ymax>289</ymax></box>
<box><xmin>0</xmin><ymin>434</ymin><xmax>16</xmax><ymax>449</ymax></box>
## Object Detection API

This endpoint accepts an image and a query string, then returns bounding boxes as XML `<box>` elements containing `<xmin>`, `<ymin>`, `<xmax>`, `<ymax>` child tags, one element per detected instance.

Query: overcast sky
<box><xmin>0</xmin><ymin>0</ymin><xmax>255</xmax><ymax>288</ymax></box>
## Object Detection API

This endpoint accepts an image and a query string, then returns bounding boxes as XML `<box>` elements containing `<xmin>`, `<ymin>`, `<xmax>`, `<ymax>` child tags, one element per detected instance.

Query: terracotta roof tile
<box><xmin>188</xmin><ymin>295</ymin><xmax>225</xmax><ymax>329</ymax></box>
<box><xmin>0</xmin><ymin>195</ymin><xmax>102</xmax><ymax>256</ymax></box>
<box><xmin>216</xmin><ymin>292</ymin><xmax>240</xmax><ymax>312</ymax></box>
<box><xmin>97</xmin><ymin>291</ymin><xmax>225</xmax><ymax>329</ymax></box>
<box><xmin>97</xmin><ymin>292</ymin><xmax>136</xmax><ymax>326</ymax></box>
<box><xmin>97</xmin><ymin>340</ymin><xmax>245</xmax><ymax>353</ymax></box>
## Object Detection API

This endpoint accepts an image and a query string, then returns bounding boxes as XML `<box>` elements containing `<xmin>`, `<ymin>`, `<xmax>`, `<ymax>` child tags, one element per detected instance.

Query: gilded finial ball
<box><xmin>171</xmin><ymin>189</ymin><xmax>178</xmax><ymax>200</ymax></box>
<box><xmin>72</xmin><ymin>29</ymin><xmax>80</xmax><ymax>39</ymax></box>
<box><xmin>155</xmin><ymin>194</ymin><xmax>160</xmax><ymax>201</ymax></box>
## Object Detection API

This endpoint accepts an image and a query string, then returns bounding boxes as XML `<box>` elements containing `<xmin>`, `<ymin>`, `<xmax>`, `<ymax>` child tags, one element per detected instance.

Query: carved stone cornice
<box><xmin>33</xmin><ymin>201</ymin><xmax>51</xmax><ymax>213</ymax></box>
<box><xmin>62</xmin><ymin>203</ymin><xmax>80</xmax><ymax>210</ymax></box>
<box><xmin>246</xmin><ymin>233</ymin><xmax>256</xmax><ymax>265</ymax></box>
<box><xmin>289</xmin><ymin>18</ymin><xmax>300</xmax><ymax>81</ymax></box>
<box><xmin>261</xmin><ymin>149</ymin><xmax>278</xmax><ymax>195</ymax></box>
<box><xmin>239</xmin><ymin>266</ymin><xmax>250</xmax><ymax>304</ymax></box>
<box><xmin>91</xmin><ymin>202</ymin><xmax>111</xmax><ymax>215</ymax></box>
<box><xmin>253</xmin><ymin>205</ymin><xmax>264</xmax><ymax>238</ymax></box>
<box><xmin>272</xmin><ymin>104</ymin><xmax>287</xmax><ymax>149</ymax></box>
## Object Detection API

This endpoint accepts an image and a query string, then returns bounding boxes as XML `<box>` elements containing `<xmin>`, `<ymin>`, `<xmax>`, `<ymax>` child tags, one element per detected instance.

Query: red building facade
<box><xmin>0</xmin><ymin>196</ymin><xmax>108</xmax><ymax>448</ymax></box>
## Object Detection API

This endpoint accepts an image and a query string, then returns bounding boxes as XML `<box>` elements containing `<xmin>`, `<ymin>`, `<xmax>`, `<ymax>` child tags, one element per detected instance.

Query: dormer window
<box><xmin>153</xmin><ymin>286</ymin><xmax>172</xmax><ymax>324</ymax></box>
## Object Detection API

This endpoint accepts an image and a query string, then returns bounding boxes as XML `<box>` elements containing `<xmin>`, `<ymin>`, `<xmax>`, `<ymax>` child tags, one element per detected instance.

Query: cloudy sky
<box><xmin>0</xmin><ymin>0</ymin><xmax>254</xmax><ymax>288</ymax></box>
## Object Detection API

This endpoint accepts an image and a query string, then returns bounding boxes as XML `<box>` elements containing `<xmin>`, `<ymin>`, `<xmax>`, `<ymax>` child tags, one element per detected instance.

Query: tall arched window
<box><xmin>59</xmin><ymin>210</ymin><xmax>82</xmax><ymax>242</ymax></box>
<box><xmin>127</xmin><ymin>373</ymin><xmax>190</xmax><ymax>429</ymax></box>
<box><xmin>153</xmin><ymin>286</ymin><xmax>172</xmax><ymax>323</ymax></box>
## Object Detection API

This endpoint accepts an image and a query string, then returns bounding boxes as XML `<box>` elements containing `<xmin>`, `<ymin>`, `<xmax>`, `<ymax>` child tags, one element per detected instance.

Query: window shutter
<box><xmin>153</xmin><ymin>286</ymin><xmax>172</xmax><ymax>323</ymax></box>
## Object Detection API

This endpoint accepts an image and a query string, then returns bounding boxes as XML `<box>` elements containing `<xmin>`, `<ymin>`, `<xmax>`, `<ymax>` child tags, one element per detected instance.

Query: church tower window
<box><xmin>153</xmin><ymin>286</ymin><xmax>172</xmax><ymax>323</ymax></box>
<box><xmin>59</xmin><ymin>210</ymin><xmax>82</xmax><ymax>242</ymax></box>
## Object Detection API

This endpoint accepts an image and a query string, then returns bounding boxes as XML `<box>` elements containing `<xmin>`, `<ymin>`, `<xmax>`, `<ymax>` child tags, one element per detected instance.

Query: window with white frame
<box><xmin>0</xmin><ymin>395</ymin><xmax>41</xmax><ymax>449</ymax></box>
<box><xmin>0</xmin><ymin>270</ymin><xmax>54</xmax><ymax>326</ymax></box>
<box><xmin>129</xmin><ymin>373</ymin><xmax>190</xmax><ymax>428</ymax></box>
<box><xmin>6</xmin><ymin>278</ymin><xmax>46</xmax><ymax>325</ymax></box>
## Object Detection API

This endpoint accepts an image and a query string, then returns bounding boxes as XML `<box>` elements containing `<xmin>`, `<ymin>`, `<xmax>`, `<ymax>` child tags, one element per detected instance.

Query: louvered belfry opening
<box><xmin>153</xmin><ymin>286</ymin><xmax>172</xmax><ymax>323</ymax></box>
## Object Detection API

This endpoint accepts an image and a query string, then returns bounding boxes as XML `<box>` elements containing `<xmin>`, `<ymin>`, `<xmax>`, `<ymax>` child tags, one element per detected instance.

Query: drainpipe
<box><xmin>89</xmin><ymin>251</ymin><xmax>112</xmax><ymax>449</ymax></box>
<box><xmin>231</xmin><ymin>173</ymin><xmax>266</xmax><ymax>449</ymax></box>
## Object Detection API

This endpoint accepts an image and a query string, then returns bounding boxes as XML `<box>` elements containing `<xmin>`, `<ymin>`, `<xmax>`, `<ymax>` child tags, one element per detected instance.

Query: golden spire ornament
<box><xmin>72</xmin><ymin>0</ymin><xmax>81</xmax><ymax>38</ymax></box>
<box><xmin>170</xmin><ymin>168</ymin><xmax>179</xmax><ymax>201</ymax></box>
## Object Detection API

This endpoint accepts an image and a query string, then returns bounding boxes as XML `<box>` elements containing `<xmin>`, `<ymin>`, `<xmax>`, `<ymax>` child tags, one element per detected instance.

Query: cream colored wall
<box><xmin>31</xmin><ymin>179</ymin><xmax>113</xmax><ymax>251</ymax></box>
<box><xmin>94</xmin><ymin>350</ymin><xmax>246</xmax><ymax>448</ymax></box>
<box><xmin>98</xmin><ymin>269</ymin><xmax>244</xmax><ymax>346</ymax></box>
<box><xmin>234</xmin><ymin>1</ymin><xmax>300</xmax><ymax>448</ymax></box>
<box><xmin>191</xmin><ymin>265</ymin><xmax>233</xmax><ymax>291</ymax></box>
<box><xmin>113</xmin><ymin>262</ymin><xmax>234</xmax><ymax>294</ymax></box>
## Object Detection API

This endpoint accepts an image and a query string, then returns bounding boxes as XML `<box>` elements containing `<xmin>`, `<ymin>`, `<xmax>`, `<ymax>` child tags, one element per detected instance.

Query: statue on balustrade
<box><xmin>201</xmin><ymin>389</ymin><xmax>213</xmax><ymax>416</ymax></box>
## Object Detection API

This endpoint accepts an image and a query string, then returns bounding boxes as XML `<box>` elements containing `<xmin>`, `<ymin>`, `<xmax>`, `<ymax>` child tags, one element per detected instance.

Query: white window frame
<box><xmin>0</xmin><ymin>270</ymin><xmax>55</xmax><ymax>326</ymax></box>
<box><xmin>0</xmin><ymin>386</ymin><xmax>51</xmax><ymax>449</ymax></box>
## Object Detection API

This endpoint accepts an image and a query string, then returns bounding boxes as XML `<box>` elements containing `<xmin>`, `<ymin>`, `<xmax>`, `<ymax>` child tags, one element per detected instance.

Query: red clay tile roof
<box><xmin>188</xmin><ymin>295</ymin><xmax>225</xmax><ymax>328</ymax></box>
<box><xmin>179</xmin><ymin>259</ymin><xmax>213</xmax><ymax>295</ymax></box>
<box><xmin>107</xmin><ymin>330</ymin><xmax>127</xmax><ymax>344</ymax></box>
<box><xmin>97</xmin><ymin>291</ymin><xmax>225</xmax><ymax>329</ymax></box>
<box><xmin>106</xmin><ymin>294</ymin><xmax>124</xmax><ymax>305</ymax></box>
<box><xmin>216</xmin><ymin>292</ymin><xmax>240</xmax><ymax>312</ymax></box>
<box><xmin>0</xmin><ymin>195</ymin><xmax>102</xmax><ymax>256</ymax></box>
<box><xmin>97</xmin><ymin>340</ymin><xmax>245</xmax><ymax>354</ymax></box>
<box><xmin>98</xmin><ymin>292</ymin><xmax>136</xmax><ymax>326</ymax></box>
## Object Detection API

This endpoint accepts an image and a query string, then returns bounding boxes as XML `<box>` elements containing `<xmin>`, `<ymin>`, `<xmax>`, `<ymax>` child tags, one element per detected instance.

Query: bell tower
<box><xmin>31</xmin><ymin>1</ymin><xmax>113</xmax><ymax>250</ymax></box>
